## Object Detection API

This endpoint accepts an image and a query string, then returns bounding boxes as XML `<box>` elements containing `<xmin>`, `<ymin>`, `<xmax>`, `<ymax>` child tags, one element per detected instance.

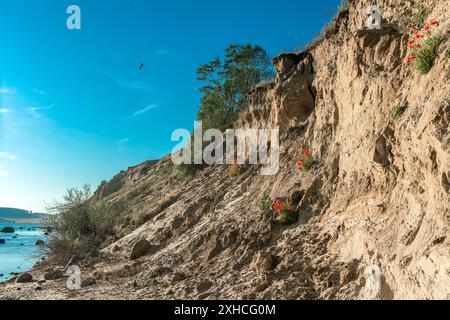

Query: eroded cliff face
<box><xmin>1</xmin><ymin>0</ymin><xmax>448</xmax><ymax>300</ymax></box>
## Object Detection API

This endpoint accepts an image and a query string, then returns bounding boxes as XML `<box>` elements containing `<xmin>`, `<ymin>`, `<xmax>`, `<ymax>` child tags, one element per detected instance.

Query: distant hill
<box><xmin>0</xmin><ymin>207</ymin><xmax>47</xmax><ymax>223</ymax></box>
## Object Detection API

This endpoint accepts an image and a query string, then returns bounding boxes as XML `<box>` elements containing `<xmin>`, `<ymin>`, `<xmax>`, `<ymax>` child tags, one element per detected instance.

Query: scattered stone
<box><xmin>251</xmin><ymin>252</ymin><xmax>277</xmax><ymax>274</ymax></box>
<box><xmin>37</xmin><ymin>279</ymin><xmax>46</xmax><ymax>284</ymax></box>
<box><xmin>196</xmin><ymin>280</ymin><xmax>213</xmax><ymax>293</ymax></box>
<box><xmin>254</xmin><ymin>281</ymin><xmax>270</xmax><ymax>293</ymax></box>
<box><xmin>129</xmin><ymin>239</ymin><xmax>151</xmax><ymax>260</ymax></box>
<box><xmin>35</xmin><ymin>286</ymin><xmax>43</xmax><ymax>291</ymax></box>
<box><xmin>81</xmin><ymin>277</ymin><xmax>97</xmax><ymax>288</ymax></box>
<box><xmin>16</xmin><ymin>273</ymin><xmax>33</xmax><ymax>283</ymax></box>
<box><xmin>44</xmin><ymin>269</ymin><xmax>64</xmax><ymax>281</ymax></box>
<box><xmin>0</xmin><ymin>227</ymin><xmax>14</xmax><ymax>233</ymax></box>
<box><xmin>35</xmin><ymin>240</ymin><xmax>45</xmax><ymax>246</ymax></box>
<box><xmin>171</xmin><ymin>272</ymin><xmax>186</xmax><ymax>284</ymax></box>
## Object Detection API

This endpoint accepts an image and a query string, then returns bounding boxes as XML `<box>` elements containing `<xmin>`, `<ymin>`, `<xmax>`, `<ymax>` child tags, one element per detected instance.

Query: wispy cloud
<box><xmin>0</xmin><ymin>108</ymin><xmax>12</xmax><ymax>114</ymax></box>
<box><xmin>26</xmin><ymin>103</ymin><xmax>55</xmax><ymax>118</ymax></box>
<box><xmin>0</xmin><ymin>152</ymin><xmax>16</xmax><ymax>160</ymax></box>
<box><xmin>117</xmin><ymin>138</ymin><xmax>130</xmax><ymax>145</ymax></box>
<box><xmin>112</xmin><ymin>75</ymin><xmax>153</xmax><ymax>91</ymax></box>
<box><xmin>132</xmin><ymin>104</ymin><xmax>158</xmax><ymax>116</ymax></box>
<box><xmin>0</xmin><ymin>87</ymin><xmax>17</xmax><ymax>94</ymax></box>
<box><xmin>152</xmin><ymin>49</ymin><xmax>171</xmax><ymax>56</ymax></box>
<box><xmin>0</xmin><ymin>167</ymin><xmax>7</xmax><ymax>177</ymax></box>
<box><xmin>95</xmin><ymin>70</ymin><xmax>155</xmax><ymax>91</ymax></box>
<box><xmin>33</xmin><ymin>89</ymin><xmax>47</xmax><ymax>96</ymax></box>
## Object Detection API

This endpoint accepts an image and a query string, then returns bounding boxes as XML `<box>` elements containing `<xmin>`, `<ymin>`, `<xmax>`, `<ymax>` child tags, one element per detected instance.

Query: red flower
<box><xmin>424</xmin><ymin>25</ymin><xmax>430</xmax><ymax>31</ymax></box>
<box><xmin>414</xmin><ymin>44</ymin><xmax>421</xmax><ymax>48</ymax></box>
<box><xmin>304</xmin><ymin>149</ymin><xmax>310</xmax><ymax>157</ymax></box>
<box><xmin>430</xmin><ymin>20</ymin><xmax>439</xmax><ymax>26</ymax></box>
<box><xmin>408</xmin><ymin>56</ymin><xmax>417</xmax><ymax>61</ymax></box>
<box><xmin>415</xmin><ymin>34</ymin><xmax>422</xmax><ymax>39</ymax></box>
<box><xmin>297</xmin><ymin>159</ymin><xmax>303</xmax><ymax>169</ymax></box>
<box><xmin>408</xmin><ymin>40</ymin><xmax>413</xmax><ymax>45</ymax></box>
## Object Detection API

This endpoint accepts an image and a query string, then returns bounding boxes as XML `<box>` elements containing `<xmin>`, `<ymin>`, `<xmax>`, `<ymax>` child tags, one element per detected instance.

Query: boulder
<box><xmin>44</xmin><ymin>269</ymin><xmax>64</xmax><ymax>281</ymax></box>
<box><xmin>0</xmin><ymin>227</ymin><xmax>14</xmax><ymax>233</ymax></box>
<box><xmin>0</xmin><ymin>239</ymin><xmax>5</xmax><ymax>244</ymax></box>
<box><xmin>16</xmin><ymin>273</ymin><xmax>33</xmax><ymax>283</ymax></box>
<box><xmin>35</xmin><ymin>240</ymin><xmax>45</xmax><ymax>246</ymax></box>
<box><xmin>129</xmin><ymin>239</ymin><xmax>151</xmax><ymax>260</ymax></box>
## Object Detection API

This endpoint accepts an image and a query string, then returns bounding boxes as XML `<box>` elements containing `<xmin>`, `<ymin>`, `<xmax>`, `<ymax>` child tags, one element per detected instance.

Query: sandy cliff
<box><xmin>1</xmin><ymin>0</ymin><xmax>449</xmax><ymax>300</ymax></box>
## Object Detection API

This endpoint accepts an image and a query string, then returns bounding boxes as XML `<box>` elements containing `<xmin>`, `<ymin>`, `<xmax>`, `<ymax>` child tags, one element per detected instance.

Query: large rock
<box><xmin>44</xmin><ymin>269</ymin><xmax>64</xmax><ymax>281</ymax></box>
<box><xmin>0</xmin><ymin>239</ymin><xmax>5</xmax><ymax>244</ymax></box>
<box><xmin>16</xmin><ymin>273</ymin><xmax>33</xmax><ymax>283</ymax></box>
<box><xmin>0</xmin><ymin>227</ymin><xmax>15</xmax><ymax>233</ymax></box>
<box><xmin>35</xmin><ymin>240</ymin><xmax>45</xmax><ymax>246</ymax></box>
<box><xmin>129</xmin><ymin>239</ymin><xmax>151</xmax><ymax>260</ymax></box>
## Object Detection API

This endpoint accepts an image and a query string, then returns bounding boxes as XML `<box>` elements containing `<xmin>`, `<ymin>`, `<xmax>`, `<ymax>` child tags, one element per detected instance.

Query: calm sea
<box><xmin>0</xmin><ymin>223</ymin><xmax>47</xmax><ymax>282</ymax></box>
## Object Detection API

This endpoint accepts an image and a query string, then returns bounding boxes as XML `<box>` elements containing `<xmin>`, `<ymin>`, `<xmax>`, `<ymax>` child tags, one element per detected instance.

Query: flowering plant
<box><xmin>272</xmin><ymin>198</ymin><xmax>299</xmax><ymax>225</ymax></box>
<box><xmin>405</xmin><ymin>20</ymin><xmax>443</xmax><ymax>74</ymax></box>
<box><xmin>297</xmin><ymin>148</ymin><xmax>317</xmax><ymax>172</ymax></box>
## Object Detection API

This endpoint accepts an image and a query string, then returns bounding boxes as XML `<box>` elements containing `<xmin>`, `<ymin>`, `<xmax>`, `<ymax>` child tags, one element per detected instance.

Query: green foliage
<box><xmin>446</xmin><ymin>48</ymin><xmax>450</xmax><ymax>59</ymax></box>
<box><xmin>47</xmin><ymin>185</ymin><xmax>119</xmax><ymax>258</ymax></box>
<box><xmin>339</xmin><ymin>0</ymin><xmax>349</xmax><ymax>12</ymax></box>
<box><xmin>412</xmin><ymin>3</ymin><xmax>430</xmax><ymax>29</ymax></box>
<box><xmin>207</xmin><ymin>184</ymin><xmax>218</xmax><ymax>202</ymax></box>
<box><xmin>175</xmin><ymin>163</ymin><xmax>201</xmax><ymax>179</ymax></box>
<box><xmin>260</xmin><ymin>193</ymin><xmax>273</xmax><ymax>214</ymax></box>
<box><xmin>393</xmin><ymin>104</ymin><xmax>408</xmax><ymax>120</ymax></box>
<box><xmin>197</xmin><ymin>44</ymin><xmax>274</xmax><ymax>132</ymax></box>
<box><xmin>413</xmin><ymin>33</ymin><xmax>443</xmax><ymax>75</ymax></box>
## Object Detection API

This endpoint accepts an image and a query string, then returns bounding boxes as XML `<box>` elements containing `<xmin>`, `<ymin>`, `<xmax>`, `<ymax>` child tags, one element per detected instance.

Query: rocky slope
<box><xmin>1</xmin><ymin>0</ymin><xmax>449</xmax><ymax>300</ymax></box>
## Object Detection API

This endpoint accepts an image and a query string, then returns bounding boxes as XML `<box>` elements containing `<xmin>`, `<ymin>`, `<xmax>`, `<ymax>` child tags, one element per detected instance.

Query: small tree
<box><xmin>197</xmin><ymin>44</ymin><xmax>274</xmax><ymax>131</ymax></box>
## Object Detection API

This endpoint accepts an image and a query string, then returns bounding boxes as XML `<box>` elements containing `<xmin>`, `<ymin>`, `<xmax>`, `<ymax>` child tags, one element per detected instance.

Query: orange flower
<box><xmin>408</xmin><ymin>40</ymin><xmax>413</xmax><ymax>45</ymax></box>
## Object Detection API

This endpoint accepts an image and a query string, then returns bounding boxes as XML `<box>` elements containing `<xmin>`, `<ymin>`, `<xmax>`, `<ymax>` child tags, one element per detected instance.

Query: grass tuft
<box><xmin>413</xmin><ymin>33</ymin><xmax>443</xmax><ymax>75</ymax></box>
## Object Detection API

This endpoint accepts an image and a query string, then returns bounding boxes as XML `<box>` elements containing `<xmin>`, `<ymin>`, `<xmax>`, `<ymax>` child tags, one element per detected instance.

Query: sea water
<box><xmin>0</xmin><ymin>223</ymin><xmax>47</xmax><ymax>282</ymax></box>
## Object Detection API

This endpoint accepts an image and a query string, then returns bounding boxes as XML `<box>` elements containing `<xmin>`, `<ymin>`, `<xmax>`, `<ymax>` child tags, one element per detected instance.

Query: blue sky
<box><xmin>0</xmin><ymin>0</ymin><xmax>341</xmax><ymax>212</ymax></box>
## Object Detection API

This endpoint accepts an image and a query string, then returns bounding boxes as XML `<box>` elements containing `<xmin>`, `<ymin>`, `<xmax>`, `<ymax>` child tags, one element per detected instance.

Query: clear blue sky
<box><xmin>0</xmin><ymin>0</ymin><xmax>341</xmax><ymax>212</ymax></box>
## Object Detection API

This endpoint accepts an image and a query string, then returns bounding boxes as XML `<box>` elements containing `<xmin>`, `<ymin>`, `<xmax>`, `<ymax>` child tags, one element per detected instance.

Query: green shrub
<box><xmin>339</xmin><ymin>0</ymin><xmax>349</xmax><ymax>12</ymax></box>
<box><xmin>446</xmin><ymin>48</ymin><xmax>450</xmax><ymax>59</ymax></box>
<box><xmin>260</xmin><ymin>193</ymin><xmax>273</xmax><ymax>214</ymax></box>
<box><xmin>413</xmin><ymin>33</ymin><xmax>443</xmax><ymax>74</ymax></box>
<box><xmin>393</xmin><ymin>104</ymin><xmax>408</xmax><ymax>120</ymax></box>
<box><xmin>47</xmin><ymin>185</ymin><xmax>119</xmax><ymax>260</ymax></box>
